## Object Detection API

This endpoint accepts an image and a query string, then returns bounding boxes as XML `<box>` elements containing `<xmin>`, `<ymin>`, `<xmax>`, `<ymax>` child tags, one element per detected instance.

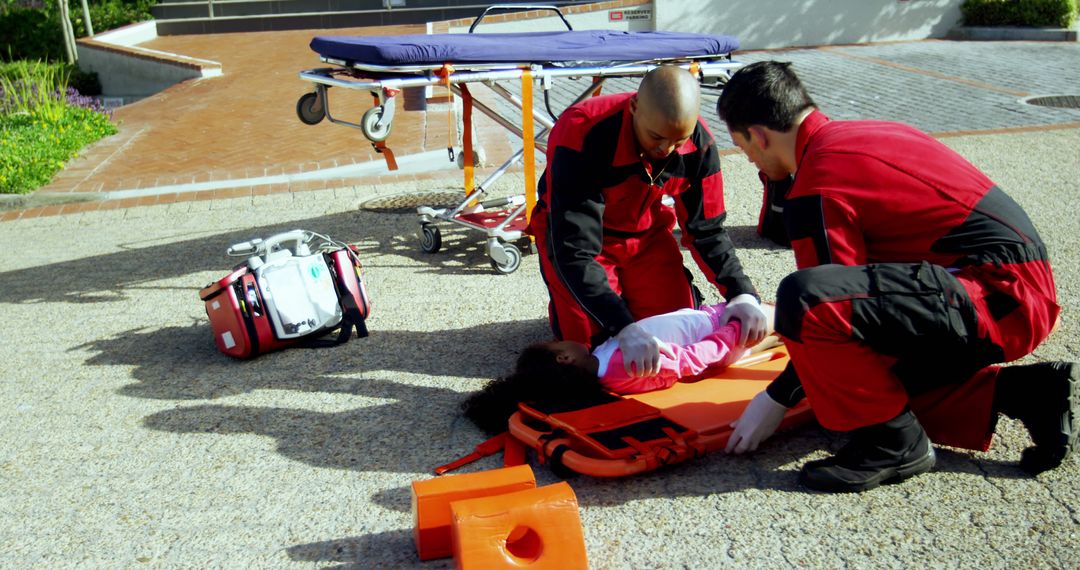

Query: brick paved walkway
<box><xmin>3</xmin><ymin>33</ymin><xmax>1078</xmax><ymax>222</ymax></box>
<box><xmin>16</xmin><ymin>24</ymin><xmax>514</xmax><ymax>219</ymax></box>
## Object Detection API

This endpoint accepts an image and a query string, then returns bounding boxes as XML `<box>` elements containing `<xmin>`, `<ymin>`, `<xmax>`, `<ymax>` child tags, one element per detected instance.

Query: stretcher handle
<box><xmin>469</xmin><ymin>5</ymin><xmax>573</xmax><ymax>33</ymax></box>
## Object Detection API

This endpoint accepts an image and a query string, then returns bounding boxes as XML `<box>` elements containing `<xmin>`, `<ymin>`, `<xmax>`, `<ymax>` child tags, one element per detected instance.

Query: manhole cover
<box><xmin>359</xmin><ymin>191</ymin><xmax>463</xmax><ymax>214</ymax></box>
<box><xmin>1021</xmin><ymin>95</ymin><xmax>1080</xmax><ymax>109</ymax></box>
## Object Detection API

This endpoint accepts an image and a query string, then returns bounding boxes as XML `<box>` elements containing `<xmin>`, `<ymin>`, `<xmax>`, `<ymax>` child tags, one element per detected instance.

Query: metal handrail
<box><xmin>469</xmin><ymin>4</ymin><xmax>573</xmax><ymax>33</ymax></box>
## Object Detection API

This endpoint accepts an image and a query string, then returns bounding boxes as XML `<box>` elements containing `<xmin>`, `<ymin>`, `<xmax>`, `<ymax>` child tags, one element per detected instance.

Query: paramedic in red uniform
<box><xmin>529</xmin><ymin>65</ymin><xmax>768</xmax><ymax>378</ymax></box>
<box><xmin>717</xmin><ymin>61</ymin><xmax>1077</xmax><ymax>492</ymax></box>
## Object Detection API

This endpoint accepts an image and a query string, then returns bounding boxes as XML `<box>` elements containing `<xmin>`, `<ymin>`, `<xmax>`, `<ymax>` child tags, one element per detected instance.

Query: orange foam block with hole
<box><xmin>450</xmin><ymin>481</ymin><xmax>588</xmax><ymax>570</ymax></box>
<box><xmin>412</xmin><ymin>464</ymin><xmax>536</xmax><ymax>561</ymax></box>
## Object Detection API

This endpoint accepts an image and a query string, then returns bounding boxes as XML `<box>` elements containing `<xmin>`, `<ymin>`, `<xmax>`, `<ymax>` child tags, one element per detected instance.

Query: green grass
<box><xmin>0</xmin><ymin>60</ymin><xmax>117</xmax><ymax>194</ymax></box>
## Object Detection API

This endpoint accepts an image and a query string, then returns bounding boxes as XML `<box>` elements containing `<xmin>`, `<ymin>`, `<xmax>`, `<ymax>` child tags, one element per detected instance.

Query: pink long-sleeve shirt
<box><xmin>592</xmin><ymin>305</ymin><xmax>745</xmax><ymax>394</ymax></box>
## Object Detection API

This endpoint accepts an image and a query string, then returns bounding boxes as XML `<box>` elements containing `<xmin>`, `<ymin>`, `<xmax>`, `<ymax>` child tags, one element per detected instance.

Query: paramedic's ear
<box><xmin>629</xmin><ymin>94</ymin><xmax>639</xmax><ymax>116</ymax></box>
<box><xmin>747</xmin><ymin>125</ymin><xmax>771</xmax><ymax>151</ymax></box>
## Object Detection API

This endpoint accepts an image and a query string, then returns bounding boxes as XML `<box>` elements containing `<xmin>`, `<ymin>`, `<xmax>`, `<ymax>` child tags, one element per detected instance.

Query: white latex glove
<box><xmin>725</xmin><ymin>390</ymin><xmax>787</xmax><ymax>454</ymax></box>
<box><xmin>616</xmin><ymin>322</ymin><xmax>675</xmax><ymax>377</ymax></box>
<box><xmin>719</xmin><ymin>293</ymin><xmax>769</xmax><ymax>347</ymax></box>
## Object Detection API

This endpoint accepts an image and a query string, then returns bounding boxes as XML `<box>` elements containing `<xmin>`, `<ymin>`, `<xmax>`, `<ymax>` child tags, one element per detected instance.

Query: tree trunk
<box><xmin>57</xmin><ymin>0</ymin><xmax>77</xmax><ymax>64</ymax></box>
<box><xmin>80</xmin><ymin>0</ymin><xmax>94</xmax><ymax>37</ymax></box>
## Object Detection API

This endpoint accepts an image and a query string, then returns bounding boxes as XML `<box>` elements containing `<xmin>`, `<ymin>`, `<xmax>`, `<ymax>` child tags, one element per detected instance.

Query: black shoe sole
<box><xmin>1020</xmin><ymin>361</ymin><xmax>1079</xmax><ymax>475</ymax></box>
<box><xmin>799</xmin><ymin>446</ymin><xmax>937</xmax><ymax>493</ymax></box>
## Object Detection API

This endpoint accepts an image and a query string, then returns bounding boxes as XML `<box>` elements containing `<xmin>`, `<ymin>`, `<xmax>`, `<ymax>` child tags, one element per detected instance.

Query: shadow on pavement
<box><xmin>80</xmin><ymin>318</ymin><xmax>548</xmax><ymax>475</ymax></box>
<box><xmin>0</xmin><ymin>209</ymin><xmax>534</xmax><ymax>306</ymax></box>
<box><xmin>286</xmin><ymin>529</ymin><xmax>444</xmax><ymax>569</ymax></box>
<box><xmin>79</xmin><ymin>319</ymin><xmax>550</xmax><ymax>401</ymax></box>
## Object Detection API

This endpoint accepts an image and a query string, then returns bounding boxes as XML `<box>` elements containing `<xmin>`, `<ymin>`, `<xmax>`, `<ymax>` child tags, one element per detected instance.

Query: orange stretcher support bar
<box><xmin>521</xmin><ymin>69</ymin><xmax>538</xmax><ymax>222</ymax></box>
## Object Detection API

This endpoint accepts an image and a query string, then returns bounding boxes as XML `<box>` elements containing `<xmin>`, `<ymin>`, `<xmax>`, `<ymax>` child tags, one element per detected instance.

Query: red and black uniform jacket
<box><xmin>766</xmin><ymin>110</ymin><xmax>1059</xmax><ymax>406</ymax></box>
<box><xmin>528</xmin><ymin>92</ymin><xmax>757</xmax><ymax>337</ymax></box>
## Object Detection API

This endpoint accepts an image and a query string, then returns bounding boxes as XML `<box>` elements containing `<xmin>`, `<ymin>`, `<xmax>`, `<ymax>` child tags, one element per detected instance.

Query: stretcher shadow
<box><xmin>0</xmin><ymin>209</ymin><xmax>475</xmax><ymax>305</ymax></box>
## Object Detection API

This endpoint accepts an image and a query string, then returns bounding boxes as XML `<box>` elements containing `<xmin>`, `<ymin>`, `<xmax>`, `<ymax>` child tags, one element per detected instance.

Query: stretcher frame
<box><xmin>296</xmin><ymin>4</ymin><xmax>743</xmax><ymax>273</ymax></box>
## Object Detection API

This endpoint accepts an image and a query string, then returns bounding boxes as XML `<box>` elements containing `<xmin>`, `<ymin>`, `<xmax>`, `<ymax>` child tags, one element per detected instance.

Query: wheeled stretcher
<box><xmin>437</xmin><ymin>344</ymin><xmax>814</xmax><ymax>478</ymax></box>
<box><xmin>297</xmin><ymin>5</ymin><xmax>743</xmax><ymax>273</ymax></box>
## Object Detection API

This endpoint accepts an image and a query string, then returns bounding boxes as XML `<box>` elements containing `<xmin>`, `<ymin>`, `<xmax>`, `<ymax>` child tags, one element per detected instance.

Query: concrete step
<box><xmin>153</xmin><ymin>0</ymin><xmax>594</xmax><ymax>35</ymax></box>
<box><xmin>151</xmin><ymin>0</ymin><xmax>445</xmax><ymax>21</ymax></box>
<box><xmin>155</xmin><ymin>6</ymin><xmax>475</xmax><ymax>34</ymax></box>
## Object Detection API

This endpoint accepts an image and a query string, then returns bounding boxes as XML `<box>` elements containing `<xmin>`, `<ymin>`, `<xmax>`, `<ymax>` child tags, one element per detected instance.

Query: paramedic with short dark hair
<box><xmin>717</xmin><ymin>61</ymin><xmax>1074</xmax><ymax>493</ymax></box>
<box><xmin>528</xmin><ymin>65</ymin><xmax>767</xmax><ymax>379</ymax></box>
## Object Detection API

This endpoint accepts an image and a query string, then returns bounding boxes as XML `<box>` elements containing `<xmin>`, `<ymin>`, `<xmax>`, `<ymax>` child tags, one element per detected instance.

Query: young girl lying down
<box><xmin>463</xmin><ymin>303</ymin><xmax>749</xmax><ymax>434</ymax></box>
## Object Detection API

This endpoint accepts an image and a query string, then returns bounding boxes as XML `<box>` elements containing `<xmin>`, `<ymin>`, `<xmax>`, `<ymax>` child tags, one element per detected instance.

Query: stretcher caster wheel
<box><xmin>420</xmin><ymin>224</ymin><xmax>441</xmax><ymax>253</ymax></box>
<box><xmin>296</xmin><ymin>92</ymin><xmax>324</xmax><ymax>125</ymax></box>
<box><xmin>490</xmin><ymin>243</ymin><xmax>521</xmax><ymax>274</ymax></box>
<box><xmin>361</xmin><ymin>106</ymin><xmax>392</xmax><ymax>142</ymax></box>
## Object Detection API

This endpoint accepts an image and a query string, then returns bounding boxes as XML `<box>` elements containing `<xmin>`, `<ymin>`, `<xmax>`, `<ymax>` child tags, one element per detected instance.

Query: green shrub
<box><xmin>961</xmin><ymin>0</ymin><xmax>1078</xmax><ymax>28</ymax></box>
<box><xmin>0</xmin><ymin>7</ymin><xmax>64</xmax><ymax>62</ymax></box>
<box><xmin>0</xmin><ymin>59</ymin><xmax>117</xmax><ymax>194</ymax></box>
<box><xmin>71</xmin><ymin>0</ymin><xmax>157</xmax><ymax>38</ymax></box>
<box><xmin>0</xmin><ymin>60</ymin><xmax>100</xmax><ymax>97</ymax></box>
<box><xmin>0</xmin><ymin>0</ymin><xmax>157</xmax><ymax>62</ymax></box>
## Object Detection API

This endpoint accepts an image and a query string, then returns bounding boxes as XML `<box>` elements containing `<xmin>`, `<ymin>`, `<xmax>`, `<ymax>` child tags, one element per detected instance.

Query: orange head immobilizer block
<box><xmin>450</xmin><ymin>481</ymin><xmax>588</xmax><ymax>570</ymax></box>
<box><xmin>412</xmin><ymin>464</ymin><xmax>536</xmax><ymax>561</ymax></box>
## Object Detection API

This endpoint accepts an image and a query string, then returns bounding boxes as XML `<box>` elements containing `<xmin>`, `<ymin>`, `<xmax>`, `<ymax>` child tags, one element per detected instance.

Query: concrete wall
<box><xmin>655</xmin><ymin>0</ymin><xmax>964</xmax><ymax>50</ymax></box>
<box><xmin>76</xmin><ymin>45</ymin><xmax>210</xmax><ymax>98</ymax></box>
<box><xmin>76</xmin><ymin>21</ymin><xmax>221</xmax><ymax>99</ymax></box>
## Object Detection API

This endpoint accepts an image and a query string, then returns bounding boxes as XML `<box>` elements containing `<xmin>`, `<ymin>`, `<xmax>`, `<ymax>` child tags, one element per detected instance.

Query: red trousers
<box><xmin>533</xmin><ymin>219</ymin><xmax>696</xmax><ymax>347</ymax></box>
<box><xmin>775</xmin><ymin>261</ymin><xmax>1058</xmax><ymax>451</ymax></box>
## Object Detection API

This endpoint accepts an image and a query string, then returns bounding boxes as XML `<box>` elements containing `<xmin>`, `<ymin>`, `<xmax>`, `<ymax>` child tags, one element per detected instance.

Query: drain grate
<box><xmin>1022</xmin><ymin>95</ymin><xmax>1080</xmax><ymax>109</ymax></box>
<box><xmin>359</xmin><ymin>191</ymin><xmax>463</xmax><ymax>214</ymax></box>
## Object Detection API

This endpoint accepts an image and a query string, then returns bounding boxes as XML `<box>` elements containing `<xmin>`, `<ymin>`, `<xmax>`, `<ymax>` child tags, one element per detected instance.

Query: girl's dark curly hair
<box><xmin>461</xmin><ymin>343</ymin><xmax>615</xmax><ymax>435</ymax></box>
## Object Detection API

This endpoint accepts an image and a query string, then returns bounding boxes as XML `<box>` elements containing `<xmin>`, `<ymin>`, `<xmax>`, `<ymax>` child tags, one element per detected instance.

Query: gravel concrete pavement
<box><xmin>1</xmin><ymin>124</ymin><xmax>1077</xmax><ymax>567</ymax></box>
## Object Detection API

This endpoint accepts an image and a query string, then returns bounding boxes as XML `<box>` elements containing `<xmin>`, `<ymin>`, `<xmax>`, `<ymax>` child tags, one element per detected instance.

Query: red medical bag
<box><xmin>199</xmin><ymin>230</ymin><xmax>371</xmax><ymax>359</ymax></box>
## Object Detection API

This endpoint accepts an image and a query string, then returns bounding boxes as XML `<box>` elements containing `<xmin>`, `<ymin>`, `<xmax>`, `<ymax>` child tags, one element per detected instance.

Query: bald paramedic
<box><xmin>718</xmin><ymin>61</ymin><xmax>1076</xmax><ymax>492</ymax></box>
<box><xmin>528</xmin><ymin>65</ymin><xmax>768</xmax><ymax>378</ymax></box>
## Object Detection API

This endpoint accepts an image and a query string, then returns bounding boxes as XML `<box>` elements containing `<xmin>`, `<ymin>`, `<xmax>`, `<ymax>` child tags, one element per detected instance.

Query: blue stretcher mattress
<box><xmin>310</xmin><ymin>30</ymin><xmax>740</xmax><ymax>66</ymax></box>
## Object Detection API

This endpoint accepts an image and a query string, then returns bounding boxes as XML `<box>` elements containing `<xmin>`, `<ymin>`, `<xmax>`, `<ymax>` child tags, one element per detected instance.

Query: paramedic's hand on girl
<box><xmin>725</xmin><ymin>390</ymin><xmax>787</xmax><ymax>454</ymax></box>
<box><xmin>616</xmin><ymin>323</ymin><xmax>675</xmax><ymax>377</ymax></box>
<box><xmin>719</xmin><ymin>294</ymin><xmax>768</xmax><ymax>347</ymax></box>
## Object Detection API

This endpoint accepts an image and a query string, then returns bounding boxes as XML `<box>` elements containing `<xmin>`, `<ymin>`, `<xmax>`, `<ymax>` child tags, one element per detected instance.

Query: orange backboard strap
<box><xmin>433</xmin><ymin>433</ymin><xmax>508</xmax><ymax>475</ymax></box>
<box><xmin>373</xmin><ymin>141</ymin><xmax>398</xmax><ymax>171</ymax></box>
<box><xmin>438</xmin><ymin>63</ymin><xmax>457</xmax><ymax>163</ymax></box>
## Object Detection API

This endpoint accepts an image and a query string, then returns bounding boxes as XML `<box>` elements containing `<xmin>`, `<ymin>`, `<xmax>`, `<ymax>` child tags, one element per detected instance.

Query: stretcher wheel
<box><xmin>420</xmin><ymin>224</ymin><xmax>441</xmax><ymax>253</ymax></box>
<box><xmin>296</xmin><ymin>92</ymin><xmax>324</xmax><ymax>125</ymax></box>
<box><xmin>490</xmin><ymin>243</ymin><xmax>521</xmax><ymax>274</ymax></box>
<box><xmin>361</xmin><ymin>106</ymin><xmax>392</xmax><ymax>142</ymax></box>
